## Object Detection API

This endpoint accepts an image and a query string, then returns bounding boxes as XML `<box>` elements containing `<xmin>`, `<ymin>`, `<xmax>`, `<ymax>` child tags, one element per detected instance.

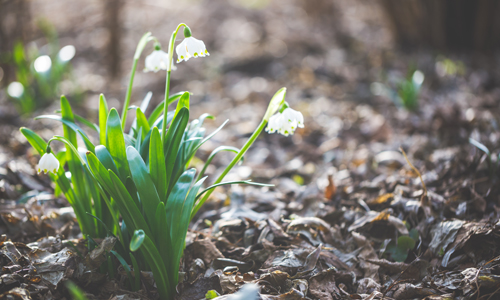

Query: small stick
<box><xmin>399</xmin><ymin>147</ymin><xmax>428</xmax><ymax>205</ymax></box>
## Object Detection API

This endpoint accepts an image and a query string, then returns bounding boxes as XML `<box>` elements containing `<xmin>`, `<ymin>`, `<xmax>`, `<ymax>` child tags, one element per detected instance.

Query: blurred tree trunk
<box><xmin>0</xmin><ymin>0</ymin><xmax>31</xmax><ymax>87</ymax></box>
<box><xmin>379</xmin><ymin>0</ymin><xmax>500</xmax><ymax>52</ymax></box>
<box><xmin>105</xmin><ymin>0</ymin><xmax>123</xmax><ymax>80</ymax></box>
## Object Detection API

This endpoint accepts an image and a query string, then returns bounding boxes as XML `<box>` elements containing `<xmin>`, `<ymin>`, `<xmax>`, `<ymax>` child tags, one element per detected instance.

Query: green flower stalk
<box><xmin>161</xmin><ymin>23</ymin><xmax>209</xmax><ymax>142</ymax></box>
<box><xmin>121</xmin><ymin>32</ymin><xmax>153</xmax><ymax>130</ymax></box>
<box><xmin>191</xmin><ymin>87</ymin><xmax>305</xmax><ymax>218</ymax></box>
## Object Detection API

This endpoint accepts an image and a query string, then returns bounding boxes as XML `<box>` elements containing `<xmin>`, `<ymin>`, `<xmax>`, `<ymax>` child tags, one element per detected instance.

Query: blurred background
<box><xmin>2</xmin><ymin>0</ymin><xmax>500</xmax><ymax>187</ymax></box>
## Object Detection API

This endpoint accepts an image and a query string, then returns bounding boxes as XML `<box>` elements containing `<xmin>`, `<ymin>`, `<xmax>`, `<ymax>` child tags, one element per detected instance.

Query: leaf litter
<box><xmin>2</xmin><ymin>0</ymin><xmax>500</xmax><ymax>299</ymax></box>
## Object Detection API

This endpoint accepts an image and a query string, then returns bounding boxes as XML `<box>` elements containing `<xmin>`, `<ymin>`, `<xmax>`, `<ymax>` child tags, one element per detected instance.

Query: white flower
<box><xmin>176</xmin><ymin>37</ymin><xmax>209</xmax><ymax>63</ymax></box>
<box><xmin>266</xmin><ymin>108</ymin><xmax>304</xmax><ymax>136</ymax></box>
<box><xmin>37</xmin><ymin>153</ymin><xmax>60</xmax><ymax>174</ymax></box>
<box><xmin>144</xmin><ymin>49</ymin><xmax>176</xmax><ymax>72</ymax></box>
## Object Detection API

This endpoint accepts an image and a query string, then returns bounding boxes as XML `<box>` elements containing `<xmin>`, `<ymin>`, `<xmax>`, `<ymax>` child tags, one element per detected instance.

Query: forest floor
<box><xmin>1</xmin><ymin>0</ymin><xmax>500</xmax><ymax>299</ymax></box>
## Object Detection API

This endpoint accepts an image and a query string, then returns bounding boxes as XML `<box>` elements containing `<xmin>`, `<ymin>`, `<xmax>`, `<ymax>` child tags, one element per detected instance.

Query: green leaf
<box><xmin>164</xmin><ymin>107</ymin><xmax>189</xmax><ymax>198</ymax></box>
<box><xmin>154</xmin><ymin>202</ymin><xmax>169</xmax><ymax>277</ymax></box>
<box><xmin>130</xmin><ymin>230</ymin><xmax>170</xmax><ymax>300</ymax></box>
<box><xmin>66</xmin><ymin>281</ymin><xmax>89</xmax><ymax>300</ymax></box>
<box><xmin>20</xmin><ymin>127</ymin><xmax>46</xmax><ymax>155</ymax></box>
<box><xmin>48</xmin><ymin>135</ymin><xmax>95</xmax><ymax>237</ymax></box>
<box><xmin>135</xmin><ymin>108</ymin><xmax>150</xmax><ymax>140</ymax></box>
<box><xmin>469</xmin><ymin>138</ymin><xmax>490</xmax><ymax>157</ymax></box>
<box><xmin>174</xmin><ymin>92</ymin><xmax>190</xmax><ymax>119</ymax></box>
<box><xmin>35</xmin><ymin>115</ymin><xmax>95</xmax><ymax>152</ymax></box>
<box><xmin>197</xmin><ymin>146</ymin><xmax>240</xmax><ymax>181</ymax></box>
<box><xmin>86</xmin><ymin>152</ymin><xmax>114</xmax><ymax>191</ymax></box>
<box><xmin>130</xmin><ymin>253</ymin><xmax>141</xmax><ymax>291</ymax></box>
<box><xmin>109</xmin><ymin>171</ymin><xmax>152</xmax><ymax>238</ymax></box>
<box><xmin>55</xmin><ymin>109</ymin><xmax>100</xmax><ymax>133</ymax></box>
<box><xmin>186</xmin><ymin>119</ymin><xmax>229</xmax><ymax>162</ymax></box>
<box><xmin>126</xmin><ymin>146</ymin><xmax>161</xmax><ymax>228</ymax></box>
<box><xmin>147</xmin><ymin>92</ymin><xmax>185</xmax><ymax>126</ymax></box>
<box><xmin>150</xmin><ymin>127</ymin><xmax>166</xmax><ymax>200</ymax></box>
<box><xmin>195</xmin><ymin>180</ymin><xmax>273</xmax><ymax>201</ymax></box>
<box><xmin>205</xmin><ymin>290</ymin><xmax>220</xmax><ymax>299</ymax></box>
<box><xmin>95</xmin><ymin>145</ymin><xmax>119</xmax><ymax>177</ymax></box>
<box><xmin>385</xmin><ymin>236</ymin><xmax>416</xmax><ymax>262</ymax></box>
<box><xmin>192</xmin><ymin>180</ymin><xmax>273</xmax><ymax>220</ymax></box>
<box><xmin>110</xmin><ymin>250</ymin><xmax>135</xmax><ymax>289</ymax></box>
<box><xmin>60</xmin><ymin>96</ymin><xmax>91</xmax><ymax>198</ymax></box>
<box><xmin>106</xmin><ymin>108</ymin><xmax>130</xmax><ymax>181</ymax></box>
<box><xmin>165</xmin><ymin>169</ymin><xmax>199</xmax><ymax>285</ymax></box>
<box><xmin>129</xmin><ymin>92</ymin><xmax>152</xmax><ymax>136</ymax></box>
<box><xmin>99</xmin><ymin>94</ymin><xmax>109</xmax><ymax>145</ymax></box>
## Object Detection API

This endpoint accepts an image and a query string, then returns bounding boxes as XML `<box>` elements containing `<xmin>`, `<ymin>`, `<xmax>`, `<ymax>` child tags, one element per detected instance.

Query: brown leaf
<box><xmin>325</xmin><ymin>174</ymin><xmax>337</xmax><ymax>200</ymax></box>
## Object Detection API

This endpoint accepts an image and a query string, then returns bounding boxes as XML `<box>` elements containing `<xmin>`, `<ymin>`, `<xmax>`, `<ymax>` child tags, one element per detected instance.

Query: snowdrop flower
<box><xmin>266</xmin><ymin>107</ymin><xmax>304</xmax><ymax>136</ymax></box>
<box><xmin>144</xmin><ymin>48</ymin><xmax>176</xmax><ymax>72</ymax></box>
<box><xmin>37</xmin><ymin>151</ymin><xmax>59</xmax><ymax>174</ymax></box>
<box><xmin>176</xmin><ymin>28</ymin><xmax>209</xmax><ymax>63</ymax></box>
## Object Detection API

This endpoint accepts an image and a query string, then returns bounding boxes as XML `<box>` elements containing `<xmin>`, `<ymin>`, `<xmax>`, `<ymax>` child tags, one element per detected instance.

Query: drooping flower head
<box><xmin>37</xmin><ymin>147</ymin><xmax>60</xmax><ymax>174</ymax></box>
<box><xmin>266</xmin><ymin>107</ymin><xmax>304</xmax><ymax>136</ymax></box>
<box><xmin>144</xmin><ymin>44</ymin><xmax>176</xmax><ymax>72</ymax></box>
<box><xmin>176</xmin><ymin>27</ymin><xmax>209</xmax><ymax>63</ymax></box>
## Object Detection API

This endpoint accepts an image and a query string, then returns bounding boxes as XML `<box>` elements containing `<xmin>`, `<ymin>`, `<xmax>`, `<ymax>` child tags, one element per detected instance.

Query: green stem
<box><xmin>161</xmin><ymin>23</ymin><xmax>187</xmax><ymax>142</ymax></box>
<box><xmin>121</xmin><ymin>59</ymin><xmax>138</xmax><ymax>130</ymax></box>
<box><xmin>121</xmin><ymin>32</ymin><xmax>153</xmax><ymax>130</ymax></box>
<box><xmin>191</xmin><ymin>119</ymin><xmax>267</xmax><ymax>218</ymax></box>
<box><xmin>161</xmin><ymin>70</ymin><xmax>171</xmax><ymax>142</ymax></box>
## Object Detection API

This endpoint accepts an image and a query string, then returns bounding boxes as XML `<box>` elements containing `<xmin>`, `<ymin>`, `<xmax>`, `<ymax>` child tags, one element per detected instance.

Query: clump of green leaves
<box><xmin>21</xmin><ymin>24</ymin><xmax>295</xmax><ymax>300</ymax></box>
<box><xmin>383</xmin><ymin>228</ymin><xmax>419</xmax><ymax>262</ymax></box>
<box><xmin>396</xmin><ymin>69</ymin><xmax>424</xmax><ymax>111</ymax></box>
<box><xmin>5</xmin><ymin>20</ymin><xmax>80</xmax><ymax>114</ymax></box>
<box><xmin>371</xmin><ymin>67</ymin><xmax>424</xmax><ymax>112</ymax></box>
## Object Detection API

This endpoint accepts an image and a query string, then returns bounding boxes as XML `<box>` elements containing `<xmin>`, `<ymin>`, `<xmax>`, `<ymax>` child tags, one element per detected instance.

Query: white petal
<box><xmin>37</xmin><ymin>153</ymin><xmax>59</xmax><ymax>174</ymax></box>
<box><xmin>176</xmin><ymin>39</ymin><xmax>190</xmax><ymax>63</ymax></box>
<box><xmin>176</xmin><ymin>36</ymin><xmax>209</xmax><ymax>63</ymax></box>
<box><xmin>266</xmin><ymin>113</ymin><xmax>281</xmax><ymax>133</ymax></box>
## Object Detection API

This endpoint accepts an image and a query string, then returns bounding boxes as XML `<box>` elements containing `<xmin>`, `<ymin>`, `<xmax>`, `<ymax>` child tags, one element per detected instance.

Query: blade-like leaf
<box><xmin>36</xmin><ymin>114</ymin><xmax>96</xmax><ymax>153</ymax></box>
<box><xmin>107</xmin><ymin>108</ymin><xmax>130</xmax><ymax>181</ymax></box>
<box><xmin>197</xmin><ymin>146</ymin><xmax>240</xmax><ymax>181</ymax></box>
<box><xmin>109</xmin><ymin>171</ymin><xmax>152</xmax><ymax>238</ymax></box>
<box><xmin>60</xmin><ymin>96</ymin><xmax>93</xmax><ymax>233</ymax></box>
<box><xmin>150</xmin><ymin>127</ymin><xmax>166</xmax><ymax>200</ymax></box>
<box><xmin>130</xmin><ymin>230</ymin><xmax>170</xmax><ymax>300</ymax></box>
<box><xmin>164</xmin><ymin>107</ymin><xmax>189</xmax><ymax>198</ymax></box>
<box><xmin>126</xmin><ymin>146</ymin><xmax>161</xmax><ymax>228</ymax></box>
<box><xmin>147</xmin><ymin>92</ymin><xmax>185</xmax><ymax>126</ymax></box>
<box><xmin>99</xmin><ymin>94</ymin><xmax>109</xmax><ymax>145</ymax></box>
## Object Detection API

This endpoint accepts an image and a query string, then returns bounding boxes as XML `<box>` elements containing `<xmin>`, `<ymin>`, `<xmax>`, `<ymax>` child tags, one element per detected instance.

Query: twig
<box><xmin>400</xmin><ymin>147</ymin><xmax>428</xmax><ymax>205</ymax></box>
